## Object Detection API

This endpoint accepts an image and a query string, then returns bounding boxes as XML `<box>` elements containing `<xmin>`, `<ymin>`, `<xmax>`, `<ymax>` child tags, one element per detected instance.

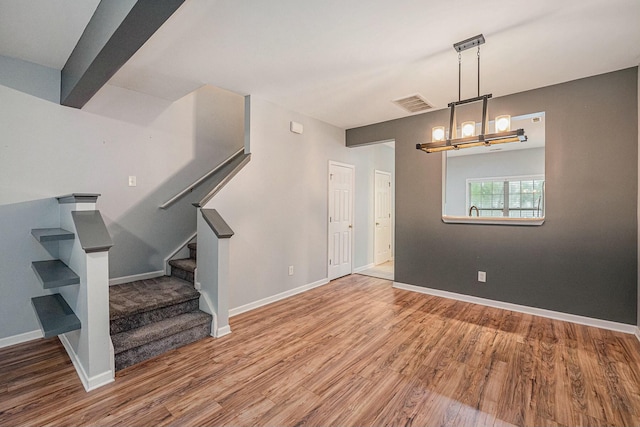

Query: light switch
<box><xmin>128</xmin><ymin>176</ymin><xmax>137</xmax><ymax>187</ymax></box>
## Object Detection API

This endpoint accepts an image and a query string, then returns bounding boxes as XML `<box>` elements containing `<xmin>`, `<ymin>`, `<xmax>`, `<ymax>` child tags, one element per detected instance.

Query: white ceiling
<box><xmin>0</xmin><ymin>0</ymin><xmax>100</xmax><ymax>69</ymax></box>
<box><xmin>1</xmin><ymin>0</ymin><xmax>639</xmax><ymax>129</ymax></box>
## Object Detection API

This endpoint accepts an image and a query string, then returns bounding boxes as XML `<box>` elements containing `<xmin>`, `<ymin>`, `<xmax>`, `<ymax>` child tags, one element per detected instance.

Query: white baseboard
<box><xmin>635</xmin><ymin>327</ymin><xmax>640</xmax><ymax>343</ymax></box>
<box><xmin>229</xmin><ymin>277</ymin><xmax>330</xmax><ymax>317</ymax></box>
<box><xmin>216</xmin><ymin>325</ymin><xmax>232</xmax><ymax>337</ymax></box>
<box><xmin>393</xmin><ymin>282</ymin><xmax>637</xmax><ymax>335</ymax></box>
<box><xmin>0</xmin><ymin>329</ymin><xmax>43</xmax><ymax>349</ymax></box>
<box><xmin>354</xmin><ymin>263</ymin><xmax>375</xmax><ymax>273</ymax></box>
<box><xmin>59</xmin><ymin>334</ymin><xmax>114</xmax><ymax>392</ymax></box>
<box><xmin>109</xmin><ymin>270</ymin><xmax>165</xmax><ymax>286</ymax></box>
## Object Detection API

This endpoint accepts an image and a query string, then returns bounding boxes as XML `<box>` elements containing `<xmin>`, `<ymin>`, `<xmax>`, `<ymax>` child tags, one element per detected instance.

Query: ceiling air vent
<box><xmin>393</xmin><ymin>94</ymin><xmax>433</xmax><ymax>113</ymax></box>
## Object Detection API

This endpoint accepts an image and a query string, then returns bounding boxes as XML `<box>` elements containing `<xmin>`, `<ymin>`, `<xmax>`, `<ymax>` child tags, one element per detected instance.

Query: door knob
<box><xmin>376</xmin><ymin>222</ymin><xmax>380</xmax><ymax>226</ymax></box>
<box><xmin>348</xmin><ymin>224</ymin><xmax>353</xmax><ymax>228</ymax></box>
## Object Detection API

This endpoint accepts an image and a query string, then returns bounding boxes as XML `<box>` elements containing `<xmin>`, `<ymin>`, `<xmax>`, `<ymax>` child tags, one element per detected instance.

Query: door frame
<box><xmin>374</xmin><ymin>169</ymin><xmax>393</xmax><ymax>265</ymax></box>
<box><xmin>327</xmin><ymin>160</ymin><xmax>355</xmax><ymax>280</ymax></box>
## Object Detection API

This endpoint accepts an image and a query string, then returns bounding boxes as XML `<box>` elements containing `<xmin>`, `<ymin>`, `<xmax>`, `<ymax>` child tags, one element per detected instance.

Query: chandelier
<box><xmin>416</xmin><ymin>34</ymin><xmax>527</xmax><ymax>154</ymax></box>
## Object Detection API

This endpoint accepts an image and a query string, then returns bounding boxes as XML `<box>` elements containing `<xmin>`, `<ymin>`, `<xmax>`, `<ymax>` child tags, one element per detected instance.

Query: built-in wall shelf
<box><xmin>31</xmin><ymin>228</ymin><xmax>75</xmax><ymax>242</ymax></box>
<box><xmin>31</xmin><ymin>260</ymin><xmax>80</xmax><ymax>289</ymax></box>
<box><xmin>31</xmin><ymin>294</ymin><xmax>81</xmax><ymax>338</ymax></box>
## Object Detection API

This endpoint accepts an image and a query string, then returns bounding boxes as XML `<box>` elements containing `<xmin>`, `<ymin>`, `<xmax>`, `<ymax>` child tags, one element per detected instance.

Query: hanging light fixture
<box><xmin>416</xmin><ymin>34</ymin><xmax>527</xmax><ymax>154</ymax></box>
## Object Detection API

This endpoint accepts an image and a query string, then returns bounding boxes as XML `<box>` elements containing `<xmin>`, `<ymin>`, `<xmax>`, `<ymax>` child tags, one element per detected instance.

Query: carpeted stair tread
<box><xmin>110</xmin><ymin>299</ymin><xmax>199</xmax><ymax>335</ymax></box>
<box><xmin>115</xmin><ymin>322</ymin><xmax>211</xmax><ymax>371</ymax></box>
<box><xmin>168</xmin><ymin>258</ymin><xmax>196</xmax><ymax>272</ymax></box>
<box><xmin>188</xmin><ymin>242</ymin><xmax>197</xmax><ymax>260</ymax></box>
<box><xmin>112</xmin><ymin>311</ymin><xmax>211</xmax><ymax>354</ymax></box>
<box><xmin>169</xmin><ymin>257</ymin><xmax>196</xmax><ymax>283</ymax></box>
<box><xmin>109</xmin><ymin>276</ymin><xmax>198</xmax><ymax>321</ymax></box>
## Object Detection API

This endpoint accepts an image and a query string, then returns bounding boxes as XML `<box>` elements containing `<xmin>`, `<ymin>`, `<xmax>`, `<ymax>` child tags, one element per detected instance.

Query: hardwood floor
<box><xmin>2</xmin><ymin>274</ymin><xmax>640</xmax><ymax>426</ymax></box>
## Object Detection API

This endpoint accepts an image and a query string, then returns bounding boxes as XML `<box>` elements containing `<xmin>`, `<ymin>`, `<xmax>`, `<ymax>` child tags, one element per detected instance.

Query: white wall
<box><xmin>0</xmin><ymin>78</ymin><xmax>243</xmax><ymax>340</ymax></box>
<box><xmin>207</xmin><ymin>97</ymin><xmax>394</xmax><ymax>310</ymax></box>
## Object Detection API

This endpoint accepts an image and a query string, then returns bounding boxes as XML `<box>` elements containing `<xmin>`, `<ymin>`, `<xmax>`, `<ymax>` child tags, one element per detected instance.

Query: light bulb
<box><xmin>461</xmin><ymin>121</ymin><xmax>475</xmax><ymax>137</ymax></box>
<box><xmin>432</xmin><ymin>126</ymin><xmax>445</xmax><ymax>142</ymax></box>
<box><xmin>495</xmin><ymin>115</ymin><xmax>511</xmax><ymax>133</ymax></box>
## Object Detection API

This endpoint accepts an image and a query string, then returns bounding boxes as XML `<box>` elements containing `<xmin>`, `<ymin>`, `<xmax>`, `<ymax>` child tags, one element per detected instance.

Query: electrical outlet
<box><xmin>288</xmin><ymin>265</ymin><xmax>294</xmax><ymax>276</ymax></box>
<box><xmin>478</xmin><ymin>271</ymin><xmax>486</xmax><ymax>283</ymax></box>
<box><xmin>128</xmin><ymin>176</ymin><xmax>137</xmax><ymax>187</ymax></box>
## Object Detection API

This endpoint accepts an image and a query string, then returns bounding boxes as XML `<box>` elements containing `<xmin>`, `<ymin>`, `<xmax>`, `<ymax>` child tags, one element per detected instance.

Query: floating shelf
<box><xmin>32</xmin><ymin>260</ymin><xmax>80</xmax><ymax>289</ymax></box>
<box><xmin>31</xmin><ymin>228</ymin><xmax>75</xmax><ymax>243</ymax></box>
<box><xmin>31</xmin><ymin>294</ymin><xmax>81</xmax><ymax>338</ymax></box>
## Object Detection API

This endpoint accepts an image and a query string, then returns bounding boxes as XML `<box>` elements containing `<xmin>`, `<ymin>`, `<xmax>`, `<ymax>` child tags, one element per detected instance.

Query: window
<box><xmin>467</xmin><ymin>175</ymin><xmax>545</xmax><ymax>218</ymax></box>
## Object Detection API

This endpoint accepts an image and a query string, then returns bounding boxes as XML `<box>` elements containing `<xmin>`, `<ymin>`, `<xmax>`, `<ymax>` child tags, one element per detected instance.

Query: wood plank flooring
<box><xmin>2</xmin><ymin>274</ymin><xmax>640</xmax><ymax>426</ymax></box>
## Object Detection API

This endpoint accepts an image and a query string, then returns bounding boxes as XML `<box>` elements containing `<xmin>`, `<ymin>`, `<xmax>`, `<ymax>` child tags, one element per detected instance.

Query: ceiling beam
<box><xmin>60</xmin><ymin>0</ymin><xmax>185</xmax><ymax>109</ymax></box>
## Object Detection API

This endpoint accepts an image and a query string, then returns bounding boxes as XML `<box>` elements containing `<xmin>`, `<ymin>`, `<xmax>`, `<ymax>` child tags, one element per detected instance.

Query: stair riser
<box><xmin>115</xmin><ymin>323</ymin><xmax>211</xmax><ymax>371</ymax></box>
<box><xmin>110</xmin><ymin>299</ymin><xmax>199</xmax><ymax>335</ymax></box>
<box><xmin>170</xmin><ymin>267</ymin><xmax>194</xmax><ymax>284</ymax></box>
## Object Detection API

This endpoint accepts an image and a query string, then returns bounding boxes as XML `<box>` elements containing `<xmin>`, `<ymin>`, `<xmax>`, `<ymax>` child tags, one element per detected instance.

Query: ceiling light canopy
<box><xmin>417</xmin><ymin>34</ymin><xmax>527</xmax><ymax>154</ymax></box>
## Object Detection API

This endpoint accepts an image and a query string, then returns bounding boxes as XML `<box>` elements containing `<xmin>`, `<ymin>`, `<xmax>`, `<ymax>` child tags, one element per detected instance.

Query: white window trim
<box><xmin>465</xmin><ymin>174</ymin><xmax>545</xmax><ymax>216</ymax></box>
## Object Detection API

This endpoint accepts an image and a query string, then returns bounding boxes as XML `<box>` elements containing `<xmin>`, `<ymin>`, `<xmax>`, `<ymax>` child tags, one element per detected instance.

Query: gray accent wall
<box><xmin>347</xmin><ymin>67</ymin><xmax>638</xmax><ymax>325</ymax></box>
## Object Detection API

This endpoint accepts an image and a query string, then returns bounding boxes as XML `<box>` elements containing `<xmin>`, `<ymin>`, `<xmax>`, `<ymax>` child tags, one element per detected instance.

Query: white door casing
<box><xmin>374</xmin><ymin>170</ymin><xmax>392</xmax><ymax>265</ymax></box>
<box><xmin>328</xmin><ymin>161</ymin><xmax>354</xmax><ymax>280</ymax></box>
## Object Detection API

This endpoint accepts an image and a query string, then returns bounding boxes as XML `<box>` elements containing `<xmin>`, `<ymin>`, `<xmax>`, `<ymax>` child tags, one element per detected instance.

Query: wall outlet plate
<box><xmin>288</xmin><ymin>265</ymin><xmax>294</xmax><ymax>276</ymax></box>
<box><xmin>478</xmin><ymin>271</ymin><xmax>486</xmax><ymax>282</ymax></box>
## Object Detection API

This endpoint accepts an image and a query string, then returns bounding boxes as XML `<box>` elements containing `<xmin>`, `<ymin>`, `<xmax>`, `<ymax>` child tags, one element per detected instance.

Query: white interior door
<box><xmin>328</xmin><ymin>162</ymin><xmax>354</xmax><ymax>280</ymax></box>
<box><xmin>374</xmin><ymin>170</ymin><xmax>392</xmax><ymax>265</ymax></box>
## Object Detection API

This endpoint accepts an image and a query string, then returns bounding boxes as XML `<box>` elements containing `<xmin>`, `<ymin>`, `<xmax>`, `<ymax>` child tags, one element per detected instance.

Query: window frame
<box><xmin>441</xmin><ymin>152</ymin><xmax>545</xmax><ymax>226</ymax></box>
<box><xmin>465</xmin><ymin>174</ymin><xmax>545</xmax><ymax>219</ymax></box>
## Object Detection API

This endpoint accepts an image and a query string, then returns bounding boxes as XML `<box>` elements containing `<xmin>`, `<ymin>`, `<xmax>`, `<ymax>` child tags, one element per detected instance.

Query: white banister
<box><xmin>57</xmin><ymin>194</ymin><xmax>114</xmax><ymax>391</ymax></box>
<box><xmin>196</xmin><ymin>209</ymin><xmax>234</xmax><ymax>337</ymax></box>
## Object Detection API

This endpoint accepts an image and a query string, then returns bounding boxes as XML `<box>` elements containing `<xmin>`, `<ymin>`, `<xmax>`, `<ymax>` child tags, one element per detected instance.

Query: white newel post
<box><xmin>57</xmin><ymin>194</ymin><xmax>114</xmax><ymax>391</ymax></box>
<box><xmin>196</xmin><ymin>208</ymin><xmax>234</xmax><ymax>337</ymax></box>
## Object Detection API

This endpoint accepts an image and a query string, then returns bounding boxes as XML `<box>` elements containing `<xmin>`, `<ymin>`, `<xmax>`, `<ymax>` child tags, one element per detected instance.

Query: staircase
<box><xmin>109</xmin><ymin>243</ymin><xmax>211</xmax><ymax>371</ymax></box>
<box><xmin>168</xmin><ymin>242</ymin><xmax>197</xmax><ymax>283</ymax></box>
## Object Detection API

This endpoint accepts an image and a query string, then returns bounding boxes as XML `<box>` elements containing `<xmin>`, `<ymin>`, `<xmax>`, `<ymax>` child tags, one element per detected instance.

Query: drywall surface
<box><xmin>0</xmin><ymin>82</ymin><xmax>244</xmax><ymax>339</ymax></box>
<box><xmin>0</xmin><ymin>55</ymin><xmax>59</xmax><ymax>102</ymax></box>
<box><xmin>206</xmin><ymin>97</ymin><xmax>394</xmax><ymax>310</ymax></box>
<box><xmin>347</xmin><ymin>67</ymin><xmax>638</xmax><ymax>324</ymax></box>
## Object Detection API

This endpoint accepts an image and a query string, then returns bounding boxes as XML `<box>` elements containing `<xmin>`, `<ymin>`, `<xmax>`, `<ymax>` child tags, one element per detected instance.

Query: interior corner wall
<box><xmin>347</xmin><ymin>67</ymin><xmax>638</xmax><ymax>325</ymax></box>
<box><xmin>0</xmin><ymin>55</ymin><xmax>60</xmax><ymax>103</ymax></box>
<box><xmin>0</xmin><ymin>82</ymin><xmax>243</xmax><ymax>340</ymax></box>
<box><xmin>205</xmin><ymin>96</ymin><xmax>393</xmax><ymax>310</ymax></box>
<box><xmin>638</xmin><ymin>65</ymin><xmax>640</xmax><ymax>331</ymax></box>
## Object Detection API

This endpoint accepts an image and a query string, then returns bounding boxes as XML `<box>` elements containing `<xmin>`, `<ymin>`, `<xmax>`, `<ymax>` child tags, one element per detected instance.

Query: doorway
<box><xmin>354</xmin><ymin>142</ymin><xmax>395</xmax><ymax>282</ymax></box>
<box><xmin>374</xmin><ymin>170</ymin><xmax>392</xmax><ymax>265</ymax></box>
<box><xmin>328</xmin><ymin>161</ymin><xmax>354</xmax><ymax>280</ymax></box>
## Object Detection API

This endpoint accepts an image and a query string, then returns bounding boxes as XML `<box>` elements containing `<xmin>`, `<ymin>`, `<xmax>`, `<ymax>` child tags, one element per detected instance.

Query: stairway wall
<box><xmin>0</xmin><ymin>78</ymin><xmax>244</xmax><ymax>342</ymax></box>
<box><xmin>0</xmin><ymin>199</ymin><xmax>60</xmax><ymax>342</ymax></box>
<box><xmin>206</xmin><ymin>96</ymin><xmax>395</xmax><ymax>311</ymax></box>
